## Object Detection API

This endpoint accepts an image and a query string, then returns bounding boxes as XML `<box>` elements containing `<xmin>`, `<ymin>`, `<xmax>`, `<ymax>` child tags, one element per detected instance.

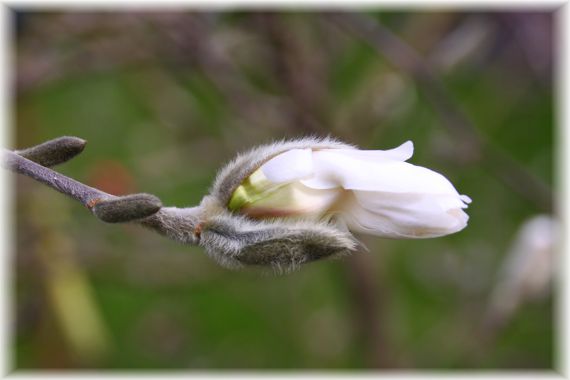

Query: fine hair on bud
<box><xmin>198</xmin><ymin>213</ymin><xmax>357</xmax><ymax>273</ymax></box>
<box><xmin>93</xmin><ymin>194</ymin><xmax>162</xmax><ymax>223</ymax></box>
<box><xmin>16</xmin><ymin>136</ymin><xmax>87</xmax><ymax>167</ymax></box>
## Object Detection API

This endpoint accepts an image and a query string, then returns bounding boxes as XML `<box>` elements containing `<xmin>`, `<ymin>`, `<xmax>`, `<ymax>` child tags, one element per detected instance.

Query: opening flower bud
<box><xmin>228</xmin><ymin>141</ymin><xmax>471</xmax><ymax>239</ymax></box>
<box><xmin>228</xmin><ymin>149</ymin><xmax>341</xmax><ymax>218</ymax></box>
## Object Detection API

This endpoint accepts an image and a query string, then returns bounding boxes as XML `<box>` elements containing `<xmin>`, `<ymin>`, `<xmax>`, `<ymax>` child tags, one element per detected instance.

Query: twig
<box><xmin>3</xmin><ymin>148</ymin><xmax>111</xmax><ymax>208</ymax></box>
<box><xmin>326</xmin><ymin>12</ymin><xmax>553</xmax><ymax>213</ymax></box>
<box><xmin>3</xmin><ymin>138</ymin><xmax>172</xmax><ymax>226</ymax></box>
<box><xmin>5</xmin><ymin>137</ymin><xmax>203</xmax><ymax>246</ymax></box>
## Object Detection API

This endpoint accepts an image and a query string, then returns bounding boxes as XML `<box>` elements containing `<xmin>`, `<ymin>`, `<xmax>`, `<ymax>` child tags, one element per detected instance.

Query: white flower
<box><xmin>228</xmin><ymin>141</ymin><xmax>471</xmax><ymax>239</ymax></box>
<box><xmin>486</xmin><ymin>215</ymin><xmax>558</xmax><ymax>323</ymax></box>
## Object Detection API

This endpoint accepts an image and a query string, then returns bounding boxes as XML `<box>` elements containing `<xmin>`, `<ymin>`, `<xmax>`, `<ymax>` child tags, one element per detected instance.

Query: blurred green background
<box><xmin>12</xmin><ymin>10</ymin><xmax>555</xmax><ymax>370</ymax></box>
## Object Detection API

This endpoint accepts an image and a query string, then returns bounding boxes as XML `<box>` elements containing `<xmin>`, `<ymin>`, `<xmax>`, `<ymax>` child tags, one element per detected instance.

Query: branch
<box><xmin>3</xmin><ymin>138</ymin><xmax>200</xmax><ymax>241</ymax></box>
<box><xmin>326</xmin><ymin>12</ymin><xmax>553</xmax><ymax>213</ymax></box>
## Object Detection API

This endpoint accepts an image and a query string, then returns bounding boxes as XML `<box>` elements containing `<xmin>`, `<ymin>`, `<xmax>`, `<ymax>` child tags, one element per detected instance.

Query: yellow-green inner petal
<box><xmin>228</xmin><ymin>167</ymin><xmax>342</xmax><ymax>220</ymax></box>
<box><xmin>228</xmin><ymin>168</ymin><xmax>288</xmax><ymax>212</ymax></box>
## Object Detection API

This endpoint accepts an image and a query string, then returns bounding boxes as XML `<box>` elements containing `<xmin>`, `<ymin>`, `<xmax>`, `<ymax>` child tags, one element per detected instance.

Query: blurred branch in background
<box><xmin>249</xmin><ymin>13</ymin><xmax>329</xmax><ymax>135</ymax></box>
<box><xmin>326</xmin><ymin>12</ymin><xmax>553</xmax><ymax>213</ymax></box>
<box><xmin>146</xmin><ymin>13</ymin><xmax>312</xmax><ymax>141</ymax></box>
<box><xmin>149</xmin><ymin>15</ymin><xmax>263</xmax><ymax>122</ymax></box>
<box><xmin>345</xmin><ymin>252</ymin><xmax>390</xmax><ymax>368</ymax></box>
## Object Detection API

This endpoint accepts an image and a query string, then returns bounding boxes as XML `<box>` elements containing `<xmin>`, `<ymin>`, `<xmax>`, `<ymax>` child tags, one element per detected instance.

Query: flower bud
<box><xmin>486</xmin><ymin>215</ymin><xmax>558</xmax><ymax>325</ymax></box>
<box><xmin>199</xmin><ymin>137</ymin><xmax>471</xmax><ymax>271</ymax></box>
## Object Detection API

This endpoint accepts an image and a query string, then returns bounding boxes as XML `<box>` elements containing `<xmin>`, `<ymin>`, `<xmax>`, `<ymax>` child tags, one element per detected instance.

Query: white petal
<box><xmin>382</xmin><ymin>140</ymin><xmax>414</xmax><ymax>161</ymax></box>
<box><xmin>337</xmin><ymin>191</ymin><xmax>469</xmax><ymax>238</ymax></box>
<box><xmin>302</xmin><ymin>149</ymin><xmax>465</xmax><ymax>199</ymax></box>
<box><xmin>261</xmin><ymin>148</ymin><xmax>314</xmax><ymax>184</ymax></box>
<box><xmin>318</xmin><ymin>140</ymin><xmax>414</xmax><ymax>162</ymax></box>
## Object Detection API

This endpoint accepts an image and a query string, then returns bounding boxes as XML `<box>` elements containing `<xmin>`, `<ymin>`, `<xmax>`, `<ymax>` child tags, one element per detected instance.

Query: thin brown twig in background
<box><xmin>251</xmin><ymin>13</ymin><xmax>328</xmax><ymax>135</ymax></box>
<box><xmin>345</xmin><ymin>252</ymin><xmax>390</xmax><ymax>368</ymax></box>
<box><xmin>327</xmin><ymin>12</ymin><xmax>553</xmax><ymax>213</ymax></box>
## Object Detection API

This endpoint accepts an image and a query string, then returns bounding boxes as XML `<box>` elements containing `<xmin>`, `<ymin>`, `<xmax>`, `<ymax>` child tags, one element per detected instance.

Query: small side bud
<box><xmin>16</xmin><ymin>136</ymin><xmax>87</xmax><ymax>167</ymax></box>
<box><xmin>92</xmin><ymin>193</ymin><xmax>162</xmax><ymax>223</ymax></box>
